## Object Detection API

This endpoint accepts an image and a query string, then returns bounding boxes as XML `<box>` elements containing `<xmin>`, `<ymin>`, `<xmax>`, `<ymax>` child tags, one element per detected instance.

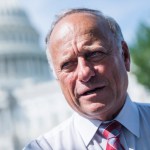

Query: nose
<box><xmin>78</xmin><ymin>57</ymin><xmax>95</xmax><ymax>82</ymax></box>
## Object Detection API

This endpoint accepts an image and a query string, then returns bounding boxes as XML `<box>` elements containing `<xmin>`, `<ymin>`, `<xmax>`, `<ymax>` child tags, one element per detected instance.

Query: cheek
<box><xmin>59</xmin><ymin>73</ymin><xmax>80</xmax><ymax>110</ymax></box>
<box><xmin>95</xmin><ymin>59</ymin><xmax>120</xmax><ymax>86</ymax></box>
<box><xmin>94</xmin><ymin>64</ymin><xmax>106</xmax><ymax>75</ymax></box>
<box><xmin>108</xmin><ymin>60</ymin><xmax>127</xmax><ymax>92</ymax></box>
<box><xmin>59</xmin><ymin>73</ymin><xmax>76</xmax><ymax>98</ymax></box>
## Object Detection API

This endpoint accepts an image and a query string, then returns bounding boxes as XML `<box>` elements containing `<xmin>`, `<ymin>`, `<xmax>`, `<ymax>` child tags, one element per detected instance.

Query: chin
<box><xmin>80</xmin><ymin>103</ymin><xmax>106</xmax><ymax>119</ymax></box>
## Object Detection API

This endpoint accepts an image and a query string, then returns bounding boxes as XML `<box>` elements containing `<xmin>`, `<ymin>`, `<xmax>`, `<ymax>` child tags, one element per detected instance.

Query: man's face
<box><xmin>48</xmin><ymin>13</ymin><xmax>130</xmax><ymax>121</ymax></box>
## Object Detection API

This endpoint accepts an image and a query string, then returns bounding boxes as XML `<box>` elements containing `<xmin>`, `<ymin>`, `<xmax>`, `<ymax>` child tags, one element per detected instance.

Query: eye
<box><xmin>86</xmin><ymin>51</ymin><xmax>106</xmax><ymax>61</ymax></box>
<box><xmin>61</xmin><ymin>61</ymin><xmax>70</xmax><ymax>69</ymax></box>
<box><xmin>61</xmin><ymin>61</ymin><xmax>77</xmax><ymax>72</ymax></box>
<box><xmin>91</xmin><ymin>51</ymin><xmax>103</xmax><ymax>57</ymax></box>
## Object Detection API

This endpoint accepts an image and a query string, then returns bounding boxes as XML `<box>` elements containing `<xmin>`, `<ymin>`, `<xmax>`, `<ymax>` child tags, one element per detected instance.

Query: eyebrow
<box><xmin>81</xmin><ymin>45</ymin><xmax>108</xmax><ymax>54</ymax></box>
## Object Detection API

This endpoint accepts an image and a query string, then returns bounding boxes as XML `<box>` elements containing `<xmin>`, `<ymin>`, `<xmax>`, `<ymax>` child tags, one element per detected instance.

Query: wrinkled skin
<box><xmin>48</xmin><ymin>13</ymin><xmax>130</xmax><ymax>121</ymax></box>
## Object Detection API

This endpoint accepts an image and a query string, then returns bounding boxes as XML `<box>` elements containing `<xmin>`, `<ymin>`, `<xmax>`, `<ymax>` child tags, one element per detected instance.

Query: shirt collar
<box><xmin>74</xmin><ymin>113</ymin><xmax>102</xmax><ymax>146</ymax></box>
<box><xmin>115</xmin><ymin>95</ymin><xmax>140</xmax><ymax>138</ymax></box>
<box><xmin>74</xmin><ymin>95</ymin><xmax>140</xmax><ymax>147</ymax></box>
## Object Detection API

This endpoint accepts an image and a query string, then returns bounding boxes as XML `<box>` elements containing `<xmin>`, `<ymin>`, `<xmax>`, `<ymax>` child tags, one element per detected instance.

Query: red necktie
<box><xmin>100</xmin><ymin>120</ymin><xmax>125</xmax><ymax>150</ymax></box>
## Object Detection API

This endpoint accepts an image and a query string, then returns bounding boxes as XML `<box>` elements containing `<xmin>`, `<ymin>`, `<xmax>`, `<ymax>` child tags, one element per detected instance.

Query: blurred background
<box><xmin>0</xmin><ymin>0</ymin><xmax>150</xmax><ymax>149</ymax></box>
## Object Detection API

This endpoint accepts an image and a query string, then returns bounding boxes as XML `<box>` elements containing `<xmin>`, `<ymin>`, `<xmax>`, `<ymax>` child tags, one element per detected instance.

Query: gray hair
<box><xmin>45</xmin><ymin>8</ymin><xmax>124</xmax><ymax>78</ymax></box>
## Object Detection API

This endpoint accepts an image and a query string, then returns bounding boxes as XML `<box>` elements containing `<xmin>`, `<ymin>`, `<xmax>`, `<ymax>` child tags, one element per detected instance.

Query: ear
<box><xmin>121</xmin><ymin>41</ymin><xmax>130</xmax><ymax>72</ymax></box>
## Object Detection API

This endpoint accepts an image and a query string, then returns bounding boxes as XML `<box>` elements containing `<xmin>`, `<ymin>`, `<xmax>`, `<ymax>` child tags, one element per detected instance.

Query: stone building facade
<box><xmin>0</xmin><ymin>1</ymin><xmax>72</xmax><ymax>150</ymax></box>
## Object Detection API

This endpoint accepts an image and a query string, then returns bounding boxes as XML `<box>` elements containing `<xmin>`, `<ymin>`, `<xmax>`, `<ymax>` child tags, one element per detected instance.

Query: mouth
<box><xmin>82</xmin><ymin>86</ymin><xmax>105</xmax><ymax>96</ymax></box>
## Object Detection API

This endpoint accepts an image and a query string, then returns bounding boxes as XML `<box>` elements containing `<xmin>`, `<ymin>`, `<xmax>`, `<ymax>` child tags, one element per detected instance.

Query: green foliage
<box><xmin>130</xmin><ymin>23</ymin><xmax>150</xmax><ymax>90</ymax></box>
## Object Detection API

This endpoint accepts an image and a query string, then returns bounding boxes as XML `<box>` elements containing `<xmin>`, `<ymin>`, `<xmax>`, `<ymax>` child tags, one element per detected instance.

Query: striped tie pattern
<box><xmin>99</xmin><ymin>120</ymin><xmax>125</xmax><ymax>150</ymax></box>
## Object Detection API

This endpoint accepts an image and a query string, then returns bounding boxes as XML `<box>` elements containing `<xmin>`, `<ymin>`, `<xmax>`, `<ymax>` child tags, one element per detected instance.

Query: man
<box><xmin>24</xmin><ymin>8</ymin><xmax>150</xmax><ymax>150</ymax></box>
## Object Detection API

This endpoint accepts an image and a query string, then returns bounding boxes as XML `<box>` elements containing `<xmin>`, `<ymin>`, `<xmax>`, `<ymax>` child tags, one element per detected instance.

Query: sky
<box><xmin>20</xmin><ymin>0</ymin><xmax>150</xmax><ymax>48</ymax></box>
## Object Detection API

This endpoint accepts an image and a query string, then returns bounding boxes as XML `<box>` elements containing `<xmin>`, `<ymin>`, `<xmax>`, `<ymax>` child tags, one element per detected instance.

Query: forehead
<box><xmin>47</xmin><ymin>13</ymin><xmax>117</xmax><ymax>70</ymax></box>
<box><xmin>49</xmin><ymin>12</ymin><xmax>112</xmax><ymax>44</ymax></box>
<box><xmin>48</xmin><ymin>13</ymin><xmax>115</xmax><ymax>63</ymax></box>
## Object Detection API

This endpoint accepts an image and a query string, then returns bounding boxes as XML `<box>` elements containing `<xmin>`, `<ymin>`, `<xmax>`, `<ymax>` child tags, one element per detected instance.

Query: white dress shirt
<box><xmin>24</xmin><ymin>95</ymin><xmax>150</xmax><ymax>150</ymax></box>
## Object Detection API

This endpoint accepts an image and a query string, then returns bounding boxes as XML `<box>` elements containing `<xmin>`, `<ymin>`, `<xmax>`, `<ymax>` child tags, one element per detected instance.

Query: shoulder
<box><xmin>44</xmin><ymin>114</ymin><xmax>75</xmax><ymax>140</ymax></box>
<box><xmin>134</xmin><ymin>101</ymin><xmax>150</xmax><ymax>109</ymax></box>
<box><xmin>134</xmin><ymin>101</ymin><xmax>150</xmax><ymax>118</ymax></box>
<box><xmin>43</xmin><ymin>114</ymin><xmax>83</xmax><ymax>149</ymax></box>
<box><xmin>23</xmin><ymin>115</ymin><xmax>77</xmax><ymax>150</ymax></box>
<box><xmin>23</xmin><ymin>136</ymin><xmax>52</xmax><ymax>150</ymax></box>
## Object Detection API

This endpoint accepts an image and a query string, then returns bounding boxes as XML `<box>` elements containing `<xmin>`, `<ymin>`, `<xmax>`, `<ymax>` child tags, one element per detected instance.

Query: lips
<box><xmin>79</xmin><ymin>86</ymin><xmax>105</xmax><ymax>97</ymax></box>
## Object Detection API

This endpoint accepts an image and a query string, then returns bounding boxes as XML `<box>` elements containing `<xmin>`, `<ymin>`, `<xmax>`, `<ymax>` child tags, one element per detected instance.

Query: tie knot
<box><xmin>99</xmin><ymin>120</ymin><xmax>122</xmax><ymax>140</ymax></box>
